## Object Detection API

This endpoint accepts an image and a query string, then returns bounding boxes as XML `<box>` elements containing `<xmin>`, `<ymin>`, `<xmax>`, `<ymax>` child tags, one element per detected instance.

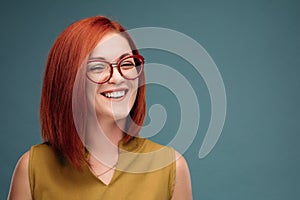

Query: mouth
<box><xmin>101</xmin><ymin>89</ymin><xmax>128</xmax><ymax>99</ymax></box>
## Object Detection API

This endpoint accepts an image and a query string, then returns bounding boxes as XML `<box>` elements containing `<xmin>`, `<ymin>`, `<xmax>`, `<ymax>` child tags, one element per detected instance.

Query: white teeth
<box><xmin>103</xmin><ymin>90</ymin><xmax>126</xmax><ymax>98</ymax></box>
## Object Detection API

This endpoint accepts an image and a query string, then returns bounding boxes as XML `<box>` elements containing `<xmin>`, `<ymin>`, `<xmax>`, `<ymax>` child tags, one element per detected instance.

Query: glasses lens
<box><xmin>87</xmin><ymin>61</ymin><xmax>111</xmax><ymax>83</ymax></box>
<box><xmin>119</xmin><ymin>56</ymin><xmax>143</xmax><ymax>79</ymax></box>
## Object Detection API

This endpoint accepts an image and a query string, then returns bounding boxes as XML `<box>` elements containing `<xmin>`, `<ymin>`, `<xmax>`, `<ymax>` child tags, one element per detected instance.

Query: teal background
<box><xmin>1</xmin><ymin>0</ymin><xmax>300</xmax><ymax>199</ymax></box>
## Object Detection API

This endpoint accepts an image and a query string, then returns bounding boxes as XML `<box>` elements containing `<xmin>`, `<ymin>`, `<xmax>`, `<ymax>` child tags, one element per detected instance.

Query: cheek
<box><xmin>130</xmin><ymin>80</ymin><xmax>139</xmax><ymax>103</ymax></box>
<box><xmin>85</xmin><ymin>81</ymin><xmax>98</xmax><ymax>111</ymax></box>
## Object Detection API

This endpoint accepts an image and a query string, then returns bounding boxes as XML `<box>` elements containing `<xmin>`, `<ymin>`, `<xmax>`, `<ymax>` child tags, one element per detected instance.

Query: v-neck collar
<box><xmin>85</xmin><ymin>137</ymin><xmax>146</xmax><ymax>186</ymax></box>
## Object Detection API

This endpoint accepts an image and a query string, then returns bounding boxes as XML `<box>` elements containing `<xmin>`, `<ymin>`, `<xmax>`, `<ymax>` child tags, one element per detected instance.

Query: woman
<box><xmin>8</xmin><ymin>16</ymin><xmax>192</xmax><ymax>200</ymax></box>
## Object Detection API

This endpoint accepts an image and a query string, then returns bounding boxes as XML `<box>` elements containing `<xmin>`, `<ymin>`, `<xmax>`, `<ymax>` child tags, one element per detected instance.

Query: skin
<box><xmin>7</xmin><ymin>151</ymin><xmax>31</xmax><ymax>200</ymax></box>
<box><xmin>8</xmin><ymin>32</ymin><xmax>193</xmax><ymax>200</ymax></box>
<box><xmin>85</xmin><ymin>33</ymin><xmax>139</xmax><ymax>147</ymax></box>
<box><xmin>172</xmin><ymin>152</ymin><xmax>193</xmax><ymax>200</ymax></box>
<box><xmin>85</xmin><ymin>33</ymin><xmax>139</xmax><ymax>185</ymax></box>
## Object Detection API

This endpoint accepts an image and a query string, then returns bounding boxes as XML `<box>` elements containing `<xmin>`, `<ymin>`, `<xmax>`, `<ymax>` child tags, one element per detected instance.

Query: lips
<box><xmin>101</xmin><ymin>89</ymin><xmax>128</xmax><ymax>99</ymax></box>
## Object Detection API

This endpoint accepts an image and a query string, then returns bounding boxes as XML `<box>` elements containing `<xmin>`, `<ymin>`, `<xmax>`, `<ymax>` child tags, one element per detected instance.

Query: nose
<box><xmin>107</xmin><ymin>64</ymin><xmax>124</xmax><ymax>84</ymax></box>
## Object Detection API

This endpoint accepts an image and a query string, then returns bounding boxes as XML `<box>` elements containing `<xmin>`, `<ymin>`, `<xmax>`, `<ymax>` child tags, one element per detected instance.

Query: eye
<box><xmin>120</xmin><ymin>60</ymin><xmax>135</xmax><ymax>70</ymax></box>
<box><xmin>87</xmin><ymin>62</ymin><xmax>108</xmax><ymax>72</ymax></box>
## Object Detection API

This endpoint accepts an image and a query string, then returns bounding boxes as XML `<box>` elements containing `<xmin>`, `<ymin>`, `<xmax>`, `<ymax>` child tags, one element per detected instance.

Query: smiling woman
<box><xmin>7</xmin><ymin>16</ymin><xmax>192</xmax><ymax>200</ymax></box>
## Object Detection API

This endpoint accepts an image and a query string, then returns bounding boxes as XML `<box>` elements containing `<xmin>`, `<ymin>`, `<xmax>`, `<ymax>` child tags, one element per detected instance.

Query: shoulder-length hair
<box><xmin>40</xmin><ymin>16</ymin><xmax>146</xmax><ymax>169</ymax></box>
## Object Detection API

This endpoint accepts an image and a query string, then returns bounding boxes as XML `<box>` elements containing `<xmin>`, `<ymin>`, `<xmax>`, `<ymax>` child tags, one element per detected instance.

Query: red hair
<box><xmin>40</xmin><ymin>16</ymin><xmax>146</xmax><ymax>169</ymax></box>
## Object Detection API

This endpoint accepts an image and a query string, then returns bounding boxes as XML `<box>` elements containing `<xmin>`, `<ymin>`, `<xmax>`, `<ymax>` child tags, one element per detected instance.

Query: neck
<box><xmin>85</xmin><ymin>114</ymin><xmax>126</xmax><ymax>166</ymax></box>
<box><xmin>97</xmin><ymin>116</ymin><xmax>126</xmax><ymax>145</ymax></box>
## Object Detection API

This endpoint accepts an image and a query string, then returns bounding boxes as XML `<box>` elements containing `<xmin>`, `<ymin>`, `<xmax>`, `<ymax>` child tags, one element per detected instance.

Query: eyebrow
<box><xmin>88</xmin><ymin>53</ymin><xmax>132</xmax><ymax>61</ymax></box>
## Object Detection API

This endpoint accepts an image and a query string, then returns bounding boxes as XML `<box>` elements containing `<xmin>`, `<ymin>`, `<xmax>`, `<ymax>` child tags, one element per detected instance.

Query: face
<box><xmin>86</xmin><ymin>32</ymin><xmax>139</xmax><ymax>123</ymax></box>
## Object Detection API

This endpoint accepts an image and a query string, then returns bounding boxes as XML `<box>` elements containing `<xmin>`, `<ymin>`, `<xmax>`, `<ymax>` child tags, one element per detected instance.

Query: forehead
<box><xmin>89</xmin><ymin>33</ymin><xmax>132</xmax><ymax>60</ymax></box>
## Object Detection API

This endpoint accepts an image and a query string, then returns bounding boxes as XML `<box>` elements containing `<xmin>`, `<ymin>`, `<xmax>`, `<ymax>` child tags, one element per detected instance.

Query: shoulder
<box><xmin>139</xmin><ymin>138</ymin><xmax>176</xmax><ymax>152</ymax></box>
<box><xmin>174</xmin><ymin>150</ymin><xmax>189</xmax><ymax>174</ymax></box>
<box><xmin>14</xmin><ymin>151</ymin><xmax>30</xmax><ymax>174</ymax></box>
<box><xmin>137</xmin><ymin>138</ymin><xmax>191</xmax><ymax>181</ymax></box>
<box><xmin>171</xmin><ymin>151</ymin><xmax>193</xmax><ymax>200</ymax></box>
<box><xmin>29</xmin><ymin>142</ymin><xmax>53</xmax><ymax>154</ymax></box>
<box><xmin>8</xmin><ymin>151</ymin><xmax>32</xmax><ymax>200</ymax></box>
<box><xmin>29</xmin><ymin>143</ymin><xmax>63</xmax><ymax>164</ymax></box>
<box><xmin>140</xmin><ymin>138</ymin><xmax>166</xmax><ymax>150</ymax></box>
<box><xmin>8</xmin><ymin>143</ymin><xmax>59</xmax><ymax>200</ymax></box>
<box><xmin>138</xmin><ymin>138</ymin><xmax>176</xmax><ymax>160</ymax></box>
<box><xmin>140</xmin><ymin>139</ymin><xmax>193</xmax><ymax>199</ymax></box>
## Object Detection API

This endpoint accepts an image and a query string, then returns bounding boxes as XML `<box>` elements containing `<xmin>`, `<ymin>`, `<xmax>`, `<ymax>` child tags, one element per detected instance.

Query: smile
<box><xmin>101</xmin><ymin>90</ymin><xmax>127</xmax><ymax>99</ymax></box>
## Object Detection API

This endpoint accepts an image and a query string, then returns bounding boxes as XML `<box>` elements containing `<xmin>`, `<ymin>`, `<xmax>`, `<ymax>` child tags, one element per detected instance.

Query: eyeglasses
<box><xmin>86</xmin><ymin>54</ymin><xmax>144</xmax><ymax>84</ymax></box>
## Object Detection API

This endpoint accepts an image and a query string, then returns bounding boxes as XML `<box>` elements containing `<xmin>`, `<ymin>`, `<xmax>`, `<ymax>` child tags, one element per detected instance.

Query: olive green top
<box><xmin>29</xmin><ymin>137</ymin><xmax>176</xmax><ymax>200</ymax></box>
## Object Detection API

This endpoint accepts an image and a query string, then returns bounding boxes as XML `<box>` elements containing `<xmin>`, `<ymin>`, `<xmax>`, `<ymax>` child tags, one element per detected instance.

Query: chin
<box><xmin>95</xmin><ymin>104</ymin><xmax>131</xmax><ymax>122</ymax></box>
<box><xmin>110</xmin><ymin>110</ymin><xmax>131</xmax><ymax>122</ymax></box>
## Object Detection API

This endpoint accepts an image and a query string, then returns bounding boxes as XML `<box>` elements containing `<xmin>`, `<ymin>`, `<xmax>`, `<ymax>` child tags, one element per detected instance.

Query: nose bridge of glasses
<box><xmin>110</xmin><ymin>62</ymin><xmax>123</xmax><ymax>80</ymax></box>
<box><xmin>111</xmin><ymin>62</ymin><xmax>118</xmax><ymax>68</ymax></box>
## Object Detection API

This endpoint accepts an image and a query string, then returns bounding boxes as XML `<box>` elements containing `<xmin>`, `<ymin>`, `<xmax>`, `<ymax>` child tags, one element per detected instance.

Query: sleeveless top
<box><xmin>29</xmin><ymin>137</ymin><xmax>176</xmax><ymax>200</ymax></box>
